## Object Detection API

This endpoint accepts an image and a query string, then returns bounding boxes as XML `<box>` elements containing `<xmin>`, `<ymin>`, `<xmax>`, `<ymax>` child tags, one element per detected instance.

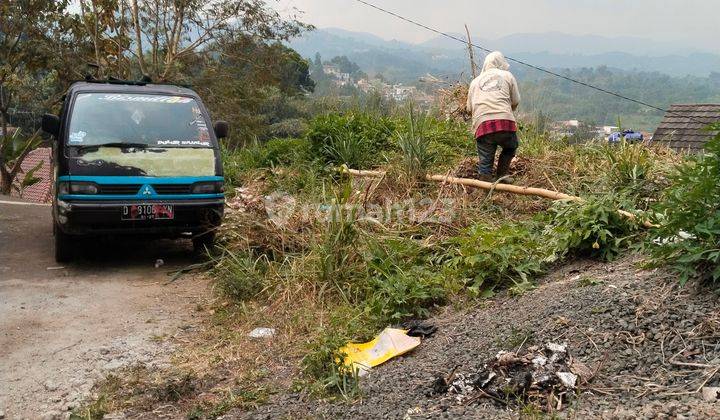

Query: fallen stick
<box><xmin>342</xmin><ymin>168</ymin><xmax>658</xmax><ymax>228</ymax></box>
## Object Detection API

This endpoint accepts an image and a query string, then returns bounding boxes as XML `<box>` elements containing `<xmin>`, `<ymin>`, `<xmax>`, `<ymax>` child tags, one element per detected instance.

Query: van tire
<box><xmin>192</xmin><ymin>231</ymin><xmax>216</xmax><ymax>255</ymax></box>
<box><xmin>54</xmin><ymin>224</ymin><xmax>73</xmax><ymax>263</ymax></box>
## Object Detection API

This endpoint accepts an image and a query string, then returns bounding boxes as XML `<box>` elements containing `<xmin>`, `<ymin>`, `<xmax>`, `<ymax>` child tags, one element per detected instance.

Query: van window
<box><xmin>67</xmin><ymin>93</ymin><xmax>213</xmax><ymax>148</ymax></box>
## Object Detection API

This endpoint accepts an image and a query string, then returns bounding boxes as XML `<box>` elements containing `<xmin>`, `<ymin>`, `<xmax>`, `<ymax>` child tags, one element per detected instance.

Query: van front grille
<box><xmin>152</xmin><ymin>184</ymin><xmax>192</xmax><ymax>195</ymax></box>
<box><xmin>98</xmin><ymin>184</ymin><xmax>141</xmax><ymax>195</ymax></box>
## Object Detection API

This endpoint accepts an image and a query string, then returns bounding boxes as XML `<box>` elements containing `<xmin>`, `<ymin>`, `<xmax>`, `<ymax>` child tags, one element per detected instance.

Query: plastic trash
<box><xmin>340</xmin><ymin>327</ymin><xmax>421</xmax><ymax>374</ymax></box>
<box><xmin>248</xmin><ymin>327</ymin><xmax>276</xmax><ymax>338</ymax></box>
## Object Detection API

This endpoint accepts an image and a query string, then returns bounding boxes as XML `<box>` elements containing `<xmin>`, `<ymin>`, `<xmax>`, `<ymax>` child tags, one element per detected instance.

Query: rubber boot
<box><xmin>496</xmin><ymin>154</ymin><xmax>514</xmax><ymax>184</ymax></box>
<box><xmin>478</xmin><ymin>173</ymin><xmax>495</xmax><ymax>183</ymax></box>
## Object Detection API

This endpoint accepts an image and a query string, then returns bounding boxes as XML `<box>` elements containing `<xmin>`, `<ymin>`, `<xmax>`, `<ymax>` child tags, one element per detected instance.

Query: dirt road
<box><xmin>0</xmin><ymin>197</ymin><xmax>210</xmax><ymax>419</ymax></box>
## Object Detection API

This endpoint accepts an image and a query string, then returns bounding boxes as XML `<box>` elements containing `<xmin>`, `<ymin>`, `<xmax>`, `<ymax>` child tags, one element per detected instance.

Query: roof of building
<box><xmin>653</xmin><ymin>104</ymin><xmax>720</xmax><ymax>152</ymax></box>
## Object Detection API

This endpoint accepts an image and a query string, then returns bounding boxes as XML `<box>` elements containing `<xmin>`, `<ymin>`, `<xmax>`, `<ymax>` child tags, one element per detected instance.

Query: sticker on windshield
<box><xmin>131</xmin><ymin>109</ymin><xmax>145</xmax><ymax>125</ymax></box>
<box><xmin>69</xmin><ymin>131</ymin><xmax>87</xmax><ymax>143</ymax></box>
<box><xmin>157</xmin><ymin>140</ymin><xmax>211</xmax><ymax>147</ymax></box>
<box><xmin>99</xmin><ymin>94</ymin><xmax>193</xmax><ymax>104</ymax></box>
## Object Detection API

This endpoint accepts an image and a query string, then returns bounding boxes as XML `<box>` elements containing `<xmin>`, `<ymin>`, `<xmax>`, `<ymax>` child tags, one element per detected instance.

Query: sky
<box><xmin>274</xmin><ymin>0</ymin><xmax>720</xmax><ymax>53</ymax></box>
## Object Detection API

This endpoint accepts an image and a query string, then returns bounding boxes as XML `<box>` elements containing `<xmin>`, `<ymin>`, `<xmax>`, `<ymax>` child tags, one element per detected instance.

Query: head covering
<box><xmin>481</xmin><ymin>51</ymin><xmax>510</xmax><ymax>73</ymax></box>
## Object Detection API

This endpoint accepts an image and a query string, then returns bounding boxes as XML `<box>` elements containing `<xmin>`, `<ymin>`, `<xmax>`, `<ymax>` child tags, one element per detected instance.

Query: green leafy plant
<box><xmin>444</xmin><ymin>222</ymin><xmax>547</xmax><ymax>297</ymax></box>
<box><xmin>305</xmin><ymin>112</ymin><xmax>395</xmax><ymax>168</ymax></box>
<box><xmin>649</xmin><ymin>124</ymin><xmax>720</xmax><ymax>284</ymax></box>
<box><xmin>13</xmin><ymin>160</ymin><xmax>43</xmax><ymax>198</ymax></box>
<box><xmin>544</xmin><ymin>195</ymin><xmax>640</xmax><ymax>261</ymax></box>
<box><xmin>364</xmin><ymin>237</ymin><xmax>447</xmax><ymax>322</ymax></box>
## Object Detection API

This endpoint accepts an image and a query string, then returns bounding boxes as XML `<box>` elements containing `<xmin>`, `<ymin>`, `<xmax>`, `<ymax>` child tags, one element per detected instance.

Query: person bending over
<box><xmin>466</xmin><ymin>51</ymin><xmax>521</xmax><ymax>184</ymax></box>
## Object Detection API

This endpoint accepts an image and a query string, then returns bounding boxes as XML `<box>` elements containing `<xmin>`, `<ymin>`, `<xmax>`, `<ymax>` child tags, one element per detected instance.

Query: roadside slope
<box><xmin>246</xmin><ymin>256</ymin><xmax>720</xmax><ymax>419</ymax></box>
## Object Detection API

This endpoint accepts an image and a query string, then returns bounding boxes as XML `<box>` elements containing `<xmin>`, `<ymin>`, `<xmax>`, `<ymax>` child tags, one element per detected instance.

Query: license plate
<box><xmin>122</xmin><ymin>204</ymin><xmax>174</xmax><ymax>220</ymax></box>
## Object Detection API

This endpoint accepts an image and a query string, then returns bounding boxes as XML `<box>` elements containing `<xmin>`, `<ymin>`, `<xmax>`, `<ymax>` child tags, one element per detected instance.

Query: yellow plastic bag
<box><xmin>340</xmin><ymin>328</ymin><xmax>421</xmax><ymax>375</ymax></box>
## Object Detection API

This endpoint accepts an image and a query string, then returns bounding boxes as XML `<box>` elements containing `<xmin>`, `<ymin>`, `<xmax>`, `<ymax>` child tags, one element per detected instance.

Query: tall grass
<box><xmin>395</xmin><ymin>106</ymin><xmax>434</xmax><ymax>179</ymax></box>
<box><xmin>212</xmin><ymin>108</ymin><xmax>684</xmax><ymax>398</ymax></box>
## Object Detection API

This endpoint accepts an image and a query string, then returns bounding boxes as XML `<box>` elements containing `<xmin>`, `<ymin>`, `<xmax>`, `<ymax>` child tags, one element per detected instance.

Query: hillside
<box><xmin>289</xmin><ymin>28</ymin><xmax>720</xmax><ymax>79</ymax></box>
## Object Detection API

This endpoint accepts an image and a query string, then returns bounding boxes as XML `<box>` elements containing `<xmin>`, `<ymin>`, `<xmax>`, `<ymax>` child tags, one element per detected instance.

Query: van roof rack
<box><xmin>80</xmin><ymin>75</ymin><xmax>192</xmax><ymax>89</ymax></box>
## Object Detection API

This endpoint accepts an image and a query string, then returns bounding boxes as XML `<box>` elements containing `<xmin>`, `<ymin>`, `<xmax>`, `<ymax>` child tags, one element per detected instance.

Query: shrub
<box><xmin>444</xmin><ymin>222</ymin><xmax>547</xmax><ymax>297</ymax></box>
<box><xmin>365</xmin><ymin>267</ymin><xmax>446</xmax><ymax>323</ymax></box>
<box><xmin>603</xmin><ymin>140</ymin><xmax>661</xmax><ymax>201</ymax></box>
<box><xmin>364</xmin><ymin>237</ymin><xmax>447</xmax><ymax>322</ymax></box>
<box><xmin>305</xmin><ymin>113</ymin><xmax>395</xmax><ymax>168</ymax></box>
<box><xmin>649</xmin><ymin>124</ymin><xmax>720</xmax><ymax>284</ymax></box>
<box><xmin>544</xmin><ymin>195</ymin><xmax>640</xmax><ymax>261</ymax></box>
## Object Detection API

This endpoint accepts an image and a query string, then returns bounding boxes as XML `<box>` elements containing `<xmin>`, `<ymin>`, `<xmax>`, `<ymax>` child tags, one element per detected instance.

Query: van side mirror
<box><xmin>213</xmin><ymin>121</ymin><xmax>229</xmax><ymax>139</ymax></box>
<box><xmin>41</xmin><ymin>114</ymin><xmax>60</xmax><ymax>137</ymax></box>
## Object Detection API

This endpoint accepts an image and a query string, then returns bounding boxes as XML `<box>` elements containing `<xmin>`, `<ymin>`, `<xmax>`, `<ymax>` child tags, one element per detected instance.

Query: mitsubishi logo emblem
<box><xmin>142</xmin><ymin>186</ymin><xmax>152</xmax><ymax>195</ymax></box>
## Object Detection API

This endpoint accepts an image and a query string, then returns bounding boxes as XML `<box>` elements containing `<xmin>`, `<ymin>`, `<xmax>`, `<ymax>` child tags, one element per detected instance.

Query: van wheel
<box><xmin>192</xmin><ymin>231</ymin><xmax>216</xmax><ymax>254</ymax></box>
<box><xmin>54</xmin><ymin>224</ymin><xmax>73</xmax><ymax>263</ymax></box>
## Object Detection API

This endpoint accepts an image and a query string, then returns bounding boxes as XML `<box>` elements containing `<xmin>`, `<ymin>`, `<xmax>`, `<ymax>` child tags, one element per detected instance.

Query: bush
<box><xmin>544</xmin><ymin>195</ymin><xmax>640</xmax><ymax>261</ymax></box>
<box><xmin>222</xmin><ymin>137</ymin><xmax>312</xmax><ymax>186</ymax></box>
<box><xmin>365</xmin><ymin>268</ymin><xmax>446</xmax><ymax>323</ymax></box>
<box><xmin>364</xmin><ymin>237</ymin><xmax>447</xmax><ymax>322</ymax></box>
<box><xmin>305</xmin><ymin>112</ymin><xmax>395</xmax><ymax>168</ymax></box>
<box><xmin>444</xmin><ymin>222</ymin><xmax>547</xmax><ymax>297</ymax></box>
<box><xmin>649</xmin><ymin>124</ymin><xmax>720</xmax><ymax>284</ymax></box>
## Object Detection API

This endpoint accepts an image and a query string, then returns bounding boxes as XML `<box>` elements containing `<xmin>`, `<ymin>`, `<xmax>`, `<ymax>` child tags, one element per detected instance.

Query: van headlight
<box><xmin>191</xmin><ymin>181</ymin><xmax>224</xmax><ymax>194</ymax></box>
<box><xmin>58</xmin><ymin>181</ymin><xmax>99</xmax><ymax>195</ymax></box>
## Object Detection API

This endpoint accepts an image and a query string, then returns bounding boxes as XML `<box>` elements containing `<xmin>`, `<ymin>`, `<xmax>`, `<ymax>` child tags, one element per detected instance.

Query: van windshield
<box><xmin>67</xmin><ymin>93</ymin><xmax>213</xmax><ymax>148</ymax></box>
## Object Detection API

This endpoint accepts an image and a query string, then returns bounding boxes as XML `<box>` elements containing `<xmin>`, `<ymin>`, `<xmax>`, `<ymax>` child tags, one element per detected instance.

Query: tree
<box><xmin>0</xmin><ymin>0</ymin><xmax>70</xmax><ymax>194</ymax></box>
<box><xmin>194</xmin><ymin>34</ymin><xmax>315</xmax><ymax>143</ymax></box>
<box><xmin>73</xmin><ymin>0</ymin><xmax>310</xmax><ymax>82</ymax></box>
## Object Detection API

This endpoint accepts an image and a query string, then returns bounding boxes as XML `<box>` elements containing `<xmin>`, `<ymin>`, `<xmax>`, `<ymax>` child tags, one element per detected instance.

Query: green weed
<box><xmin>305</xmin><ymin>112</ymin><xmax>395</xmax><ymax>168</ymax></box>
<box><xmin>648</xmin><ymin>124</ymin><xmax>720</xmax><ymax>285</ymax></box>
<box><xmin>394</xmin><ymin>107</ymin><xmax>434</xmax><ymax>179</ymax></box>
<box><xmin>212</xmin><ymin>250</ymin><xmax>268</xmax><ymax>301</ymax></box>
<box><xmin>444</xmin><ymin>221</ymin><xmax>547</xmax><ymax>297</ymax></box>
<box><xmin>543</xmin><ymin>195</ymin><xmax>641</xmax><ymax>261</ymax></box>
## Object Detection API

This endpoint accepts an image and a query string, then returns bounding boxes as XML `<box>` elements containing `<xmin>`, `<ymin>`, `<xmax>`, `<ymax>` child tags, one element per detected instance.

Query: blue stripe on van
<box><xmin>57</xmin><ymin>175</ymin><xmax>224</xmax><ymax>201</ymax></box>
<box><xmin>58</xmin><ymin>175</ymin><xmax>223</xmax><ymax>184</ymax></box>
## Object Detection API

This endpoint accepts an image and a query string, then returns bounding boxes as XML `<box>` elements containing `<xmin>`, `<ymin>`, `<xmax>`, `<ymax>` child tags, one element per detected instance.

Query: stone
<box><xmin>43</xmin><ymin>380</ymin><xmax>58</xmax><ymax>392</ymax></box>
<box><xmin>702</xmin><ymin>387</ymin><xmax>720</xmax><ymax>402</ymax></box>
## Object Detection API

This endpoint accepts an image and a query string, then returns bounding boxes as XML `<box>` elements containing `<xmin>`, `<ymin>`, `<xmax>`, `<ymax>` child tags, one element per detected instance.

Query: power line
<box><xmin>352</xmin><ymin>0</ymin><xmax>702</xmax><ymax>122</ymax></box>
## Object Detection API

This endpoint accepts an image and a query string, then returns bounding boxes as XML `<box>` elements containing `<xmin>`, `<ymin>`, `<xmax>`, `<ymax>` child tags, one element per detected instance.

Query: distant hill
<box><xmin>289</xmin><ymin>29</ymin><xmax>720</xmax><ymax>81</ymax></box>
<box><xmin>419</xmin><ymin>31</ymin><xmax>703</xmax><ymax>56</ymax></box>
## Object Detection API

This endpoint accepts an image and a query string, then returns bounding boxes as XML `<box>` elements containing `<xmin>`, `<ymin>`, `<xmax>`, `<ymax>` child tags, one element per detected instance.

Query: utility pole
<box><xmin>465</xmin><ymin>24</ymin><xmax>478</xmax><ymax>79</ymax></box>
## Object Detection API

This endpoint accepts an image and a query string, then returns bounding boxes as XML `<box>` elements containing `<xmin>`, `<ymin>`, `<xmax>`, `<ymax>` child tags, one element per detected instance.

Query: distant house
<box><xmin>652</xmin><ymin>104</ymin><xmax>720</xmax><ymax>152</ymax></box>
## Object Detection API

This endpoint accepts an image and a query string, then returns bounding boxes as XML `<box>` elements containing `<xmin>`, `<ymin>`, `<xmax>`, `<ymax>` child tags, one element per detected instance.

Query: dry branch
<box><xmin>342</xmin><ymin>168</ymin><xmax>657</xmax><ymax>229</ymax></box>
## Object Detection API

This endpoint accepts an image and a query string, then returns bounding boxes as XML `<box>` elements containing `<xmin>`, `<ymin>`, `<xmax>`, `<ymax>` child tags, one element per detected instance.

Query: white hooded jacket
<box><xmin>466</xmin><ymin>51</ymin><xmax>521</xmax><ymax>134</ymax></box>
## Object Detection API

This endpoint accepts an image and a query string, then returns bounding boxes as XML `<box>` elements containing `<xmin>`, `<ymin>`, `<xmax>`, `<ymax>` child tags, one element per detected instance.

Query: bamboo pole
<box><xmin>342</xmin><ymin>168</ymin><xmax>657</xmax><ymax>228</ymax></box>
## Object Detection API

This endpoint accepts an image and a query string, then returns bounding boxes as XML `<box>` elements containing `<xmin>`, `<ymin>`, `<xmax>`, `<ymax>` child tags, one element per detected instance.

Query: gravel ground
<box><xmin>243</xmin><ymin>256</ymin><xmax>720</xmax><ymax>419</ymax></box>
<box><xmin>0</xmin><ymin>198</ymin><xmax>209</xmax><ymax>420</ymax></box>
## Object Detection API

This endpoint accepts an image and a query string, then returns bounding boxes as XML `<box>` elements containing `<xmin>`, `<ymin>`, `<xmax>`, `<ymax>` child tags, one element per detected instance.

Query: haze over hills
<box><xmin>289</xmin><ymin>28</ymin><xmax>720</xmax><ymax>81</ymax></box>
